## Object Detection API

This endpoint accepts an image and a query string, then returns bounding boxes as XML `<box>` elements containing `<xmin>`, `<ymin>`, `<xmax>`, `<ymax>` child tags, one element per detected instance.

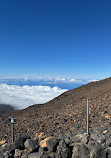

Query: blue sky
<box><xmin>0</xmin><ymin>0</ymin><xmax>111</xmax><ymax>79</ymax></box>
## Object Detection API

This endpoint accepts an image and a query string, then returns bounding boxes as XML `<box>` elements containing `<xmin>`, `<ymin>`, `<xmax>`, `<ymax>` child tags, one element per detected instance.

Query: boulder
<box><xmin>106</xmin><ymin>138</ymin><xmax>111</xmax><ymax>147</ymax></box>
<box><xmin>46</xmin><ymin>137</ymin><xmax>58</xmax><ymax>152</ymax></box>
<box><xmin>28</xmin><ymin>150</ymin><xmax>50</xmax><ymax>158</ymax></box>
<box><xmin>88</xmin><ymin>141</ymin><xmax>98</xmax><ymax>149</ymax></box>
<box><xmin>90</xmin><ymin>145</ymin><xmax>106</xmax><ymax>158</ymax></box>
<box><xmin>28</xmin><ymin>152</ymin><xmax>40</xmax><ymax>158</ymax></box>
<box><xmin>40</xmin><ymin>152</ymin><xmax>51</xmax><ymax>158</ymax></box>
<box><xmin>72</xmin><ymin>133</ymin><xmax>88</xmax><ymax>144</ymax></box>
<box><xmin>48</xmin><ymin>152</ymin><xmax>56</xmax><ymax>158</ymax></box>
<box><xmin>24</xmin><ymin>139</ymin><xmax>38</xmax><ymax>153</ymax></box>
<box><xmin>90</xmin><ymin>134</ymin><xmax>98</xmax><ymax>141</ymax></box>
<box><xmin>0</xmin><ymin>140</ymin><xmax>6</xmax><ymax>146</ymax></box>
<box><xmin>65</xmin><ymin>138</ymin><xmax>71</xmax><ymax>145</ymax></box>
<box><xmin>0</xmin><ymin>149</ymin><xmax>5</xmax><ymax>158</ymax></box>
<box><xmin>105</xmin><ymin>147</ymin><xmax>111</xmax><ymax>157</ymax></box>
<box><xmin>39</xmin><ymin>137</ymin><xmax>52</xmax><ymax>149</ymax></box>
<box><xmin>14</xmin><ymin>149</ymin><xmax>23</xmax><ymax>157</ymax></box>
<box><xmin>3</xmin><ymin>151</ymin><xmax>11</xmax><ymax>158</ymax></box>
<box><xmin>81</xmin><ymin>134</ymin><xmax>88</xmax><ymax>144</ymax></box>
<box><xmin>72</xmin><ymin>144</ymin><xmax>89</xmax><ymax>158</ymax></box>
<box><xmin>58</xmin><ymin>133</ymin><xmax>65</xmax><ymax>140</ymax></box>
<box><xmin>14</xmin><ymin>134</ymin><xmax>30</xmax><ymax>150</ymax></box>
<box><xmin>56</xmin><ymin>140</ymin><xmax>71</xmax><ymax>158</ymax></box>
<box><xmin>5</xmin><ymin>143</ymin><xmax>17</xmax><ymax>155</ymax></box>
<box><xmin>1</xmin><ymin>143</ymin><xmax>8</xmax><ymax>149</ymax></box>
<box><xmin>21</xmin><ymin>152</ymin><xmax>29</xmax><ymax>158</ymax></box>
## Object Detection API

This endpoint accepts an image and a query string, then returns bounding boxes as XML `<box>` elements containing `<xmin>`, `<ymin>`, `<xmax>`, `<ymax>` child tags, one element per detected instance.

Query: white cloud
<box><xmin>54</xmin><ymin>78</ymin><xmax>66</xmax><ymax>82</ymax></box>
<box><xmin>69</xmin><ymin>78</ymin><xmax>85</xmax><ymax>83</ymax></box>
<box><xmin>0</xmin><ymin>84</ymin><xmax>67</xmax><ymax>110</ymax></box>
<box><xmin>0</xmin><ymin>77</ymin><xmax>88</xmax><ymax>84</ymax></box>
<box><xmin>69</xmin><ymin>79</ymin><xmax>76</xmax><ymax>82</ymax></box>
<box><xmin>88</xmin><ymin>79</ymin><xmax>98</xmax><ymax>82</ymax></box>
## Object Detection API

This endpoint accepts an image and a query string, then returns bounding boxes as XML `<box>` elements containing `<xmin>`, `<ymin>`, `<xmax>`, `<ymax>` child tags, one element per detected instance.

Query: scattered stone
<box><xmin>1</xmin><ymin>143</ymin><xmax>8</xmax><ymax>149</ymax></box>
<box><xmin>97</xmin><ymin>135</ymin><xmax>106</xmax><ymax>144</ymax></box>
<box><xmin>48</xmin><ymin>152</ymin><xmax>56</xmax><ymax>158</ymax></box>
<box><xmin>34</xmin><ymin>132</ymin><xmax>45</xmax><ymax>141</ymax></box>
<box><xmin>65</xmin><ymin>138</ymin><xmax>71</xmax><ymax>145</ymax></box>
<box><xmin>106</xmin><ymin>138</ymin><xmax>111</xmax><ymax>147</ymax></box>
<box><xmin>28</xmin><ymin>152</ymin><xmax>40</xmax><ymax>158</ymax></box>
<box><xmin>0</xmin><ymin>125</ymin><xmax>111</xmax><ymax>158</ymax></box>
<box><xmin>72</xmin><ymin>144</ymin><xmax>89</xmax><ymax>158</ymax></box>
<box><xmin>0</xmin><ymin>140</ymin><xmax>6</xmax><ymax>146</ymax></box>
<box><xmin>14</xmin><ymin>149</ymin><xmax>23</xmax><ymax>157</ymax></box>
<box><xmin>106</xmin><ymin>147</ymin><xmax>111</xmax><ymax>157</ymax></box>
<box><xmin>90</xmin><ymin>145</ymin><xmax>106</xmax><ymax>158</ymax></box>
<box><xmin>72</xmin><ymin>133</ymin><xmax>88</xmax><ymax>144</ymax></box>
<box><xmin>21</xmin><ymin>152</ymin><xmax>29</xmax><ymax>158</ymax></box>
<box><xmin>81</xmin><ymin>134</ymin><xmax>88</xmax><ymax>144</ymax></box>
<box><xmin>39</xmin><ymin>137</ymin><xmax>52</xmax><ymax>148</ymax></box>
<box><xmin>103</xmin><ymin>130</ymin><xmax>108</xmax><ymax>135</ymax></box>
<box><xmin>56</xmin><ymin>140</ymin><xmax>71</xmax><ymax>158</ymax></box>
<box><xmin>90</xmin><ymin>133</ymin><xmax>98</xmax><ymax>141</ymax></box>
<box><xmin>24</xmin><ymin>139</ymin><xmax>38</xmax><ymax>152</ymax></box>
<box><xmin>46</xmin><ymin>137</ymin><xmax>58</xmax><ymax>152</ymax></box>
<box><xmin>14</xmin><ymin>134</ymin><xmax>30</xmax><ymax>150</ymax></box>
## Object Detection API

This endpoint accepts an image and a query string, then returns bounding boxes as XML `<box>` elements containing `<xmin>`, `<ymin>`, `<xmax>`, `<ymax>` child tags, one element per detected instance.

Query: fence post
<box><xmin>87</xmin><ymin>98</ymin><xmax>89</xmax><ymax>136</ymax></box>
<box><xmin>8</xmin><ymin>116</ymin><xmax>16</xmax><ymax>143</ymax></box>
<box><xmin>12</xmin><ymin>123</ymin><xmax>14</xmax><ymax>143</ymax></box>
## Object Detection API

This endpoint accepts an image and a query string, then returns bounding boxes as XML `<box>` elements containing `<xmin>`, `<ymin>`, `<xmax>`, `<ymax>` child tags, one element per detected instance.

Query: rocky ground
<box><xmin>0</xmin><ymin>124</ymin><xmax>111</xmax><ymax>158</ymax></box>
<box><xmin>0</xmin><ymin>77</ymin><xmax>111</xmax><ymax>142</ymax></box>
<box><xmin>0</xmin><ymin>77</ymin><xmax>111</xmax><ymax>157</ymax></box>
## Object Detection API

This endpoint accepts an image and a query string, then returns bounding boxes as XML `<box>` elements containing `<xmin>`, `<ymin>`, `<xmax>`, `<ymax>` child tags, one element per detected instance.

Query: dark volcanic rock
<box><xmin>46</xmin><ymin>137</ymin><xmax>58</xmax><ymax>152</ymax></box>
<box><xmin>72</xmin><ymin>144</ymin><xmax>89</xmax><ymax>158</ymax></box>
<box><xmin>56</xmin><ymin>140</ymin><xmax>71</xmax><ymax>158</ymax></box>
<box><xmin>89</xmin><ymin>145</ymin><xmax>106</xmax><ymax>158</ymax></box>
<box><xmin>0</xmin><ymin>125</ymin><xmax>111</xmax><ymax>158</ymax></box>
<box><xmin>24</xmin><ymin>139</ymin><xmax>38</xmax><ymax>153</ymax></box>
<box><xmin>14</xmin><ymin>134</ymin><xmax>30</xmax><ymax>150</ymax></box>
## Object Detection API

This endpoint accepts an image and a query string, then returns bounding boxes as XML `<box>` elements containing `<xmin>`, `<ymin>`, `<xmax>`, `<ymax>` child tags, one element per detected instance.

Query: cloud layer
<box><xmin>0</xmin><ymin>84</ymin><xmax>67</xmax><ymax>109</ymax></box>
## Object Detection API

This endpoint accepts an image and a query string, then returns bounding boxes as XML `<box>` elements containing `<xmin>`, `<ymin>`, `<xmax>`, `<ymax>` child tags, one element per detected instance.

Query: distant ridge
<box><xmin>0</xmin><ymin>77</ymin><xmax>111</xmax><ymax>141</ymax></box>
<box><xmin>0</xmin><ymin>104</ymin><xmax>15</xmax><ymax>113</ymax></box>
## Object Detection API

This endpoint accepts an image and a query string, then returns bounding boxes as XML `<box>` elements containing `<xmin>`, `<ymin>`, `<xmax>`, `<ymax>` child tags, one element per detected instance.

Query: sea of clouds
<box><xmin>0</xmin><ymin>77</ymin><xmax>98</xmax><ymax>110</ymax></box>
<box><xmin>0</xmin><ymin>84</ymin><xmax>67</xmax><ymax>109</ymax></box>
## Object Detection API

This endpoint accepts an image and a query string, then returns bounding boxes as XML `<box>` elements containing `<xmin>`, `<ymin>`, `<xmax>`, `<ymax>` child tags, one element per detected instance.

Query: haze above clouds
<box><xmin>0</xmin><ymin>84</ymin><xmax>67</xmax><ymax>109</ymax></box>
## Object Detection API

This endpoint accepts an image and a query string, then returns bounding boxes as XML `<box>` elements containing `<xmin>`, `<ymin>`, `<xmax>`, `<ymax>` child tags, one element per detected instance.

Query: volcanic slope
<box><xmin>0</xmin><ymin>77</ymin><xmax>111</xmax><ymax>141</ymax></box>
<box><xmin>0</xmin><ymin>104</ymin><xmax>15</xmax><ymax>113</ymax></box>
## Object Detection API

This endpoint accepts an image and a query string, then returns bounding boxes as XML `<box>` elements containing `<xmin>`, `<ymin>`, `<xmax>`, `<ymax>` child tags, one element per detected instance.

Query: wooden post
<box><xmin>87</xmin><ymin>98</ymin><xmax>89</xmax><ymax>136</ymax></box>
